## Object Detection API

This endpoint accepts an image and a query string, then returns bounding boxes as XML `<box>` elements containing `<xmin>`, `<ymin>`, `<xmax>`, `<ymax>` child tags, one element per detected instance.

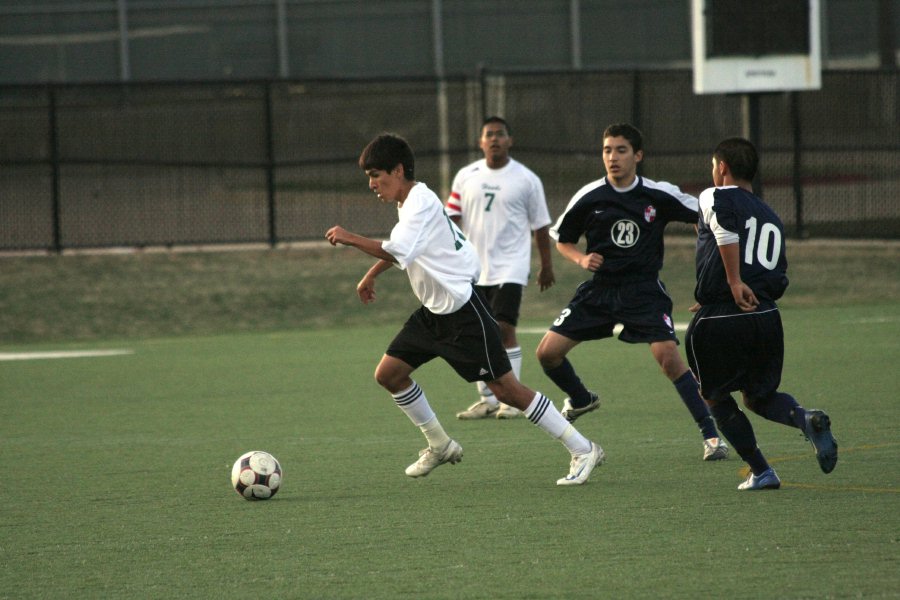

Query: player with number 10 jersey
<box><xmin>693</xmin><ymin>185</ymin><xmax>788</xmax><ymax>306</ymax></box>
<box><xmin>685</xmin><ymin>137</ymin><xmax>836</xmax><ymax>490</ymax></box>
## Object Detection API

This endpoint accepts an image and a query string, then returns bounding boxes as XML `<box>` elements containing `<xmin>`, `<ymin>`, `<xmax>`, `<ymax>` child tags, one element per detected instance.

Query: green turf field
<box><xmin>2</xmin><ymin>304</ymin><xmax>898</xmax><ymax>599</ymax></box>
<box><xmin>1</xmin><ymin>240</ymin><xmax>898</xmax><ymax>598</ymax></box>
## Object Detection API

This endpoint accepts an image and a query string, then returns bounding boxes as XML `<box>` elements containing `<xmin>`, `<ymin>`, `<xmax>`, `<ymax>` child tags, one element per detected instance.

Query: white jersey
<box><xmin>382</xmin><ymin>182</ymin><xmax>480</xmax><ymax>315</ymax></box>
<box><xmin>445</xmin><ymin>158</ymin><xmax>551</xmax><ymax>286</ymax></box>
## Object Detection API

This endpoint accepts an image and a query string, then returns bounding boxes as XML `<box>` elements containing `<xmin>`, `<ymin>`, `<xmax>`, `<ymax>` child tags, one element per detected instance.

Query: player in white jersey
<box><xmin>446</xmin><ymin>117</ymin><xmax>555</xmax><ymax>420</ymax></box>
<box><xmin>325</xmin><ymin>133</ymin><xmax>603</xmax><ymax>485</ymax></box>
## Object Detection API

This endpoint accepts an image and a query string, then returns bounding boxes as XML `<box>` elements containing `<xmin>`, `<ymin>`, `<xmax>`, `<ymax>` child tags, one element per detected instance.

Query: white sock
<box><xmin>502</xmin><ymin>347</ymin><xmax>524</xmax><ymax>411</ymax></box>
<box><xmin>392</xmin><ymin>382</ymin><xmax>450</xmax><ymax>449</ymax></box>
<box><xmin>419</xmin><ymin>416</ymin><xmax>451</xmax><ymax>450</ymax></box>
<box><xmin>475</xmin><ymin>381</ymin><xmax>500</xmax><ymax>407</ymax></box>
<box><xmin>508</xmin><ymin>346</ymin><xmax>523</xmax><ymax>380</ymax></box>
<box><xmin>524</xmin><ymin>392</ymin><xmax>591</xmax><ymax>455</ymax></box>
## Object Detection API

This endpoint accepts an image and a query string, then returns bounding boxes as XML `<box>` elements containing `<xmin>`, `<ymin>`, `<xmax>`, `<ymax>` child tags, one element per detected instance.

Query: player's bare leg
<box><xmin>495</xmin><ymin>321</ymin><xmax>525</xmax><ymax>418</ymax></box>
<box><xmin>458</xmin><ymin>321</ymin><xmax>523</xmax><ymax>419</ymax></box>
<box><xmin>486</xmin><ymin>371</ymin><xmax>604</xmax><ymax>485</ymax></box>
<box><xmin>375</xmin><ymin>354</ymin><xmax>461</xmax><ymax>477</ymax></box>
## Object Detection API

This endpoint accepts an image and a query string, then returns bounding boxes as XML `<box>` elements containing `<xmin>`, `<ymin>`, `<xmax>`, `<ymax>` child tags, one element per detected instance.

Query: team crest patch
<box><xmin>663</xmin><ymin>313</ymin><xmax>673</xmax><ymax>330</ymax></box>
<box><xmin>644</xmin><ymin>205</ymin><xmax>657</xmax><ymax>223</ymax></box>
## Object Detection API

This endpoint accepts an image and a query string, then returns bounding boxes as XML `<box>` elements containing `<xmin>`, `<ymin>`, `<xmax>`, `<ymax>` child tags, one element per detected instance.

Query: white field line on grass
<box><xmin>521</xmin><ymin>312</ymin><xmax>899</xmax><ymax>335</ymax></box>
<box><xmin>519</xmin><ymin>324</ymin><xmax>688</xmax><ymax>335</ymax></box>
<box><xmin>0</xmin><ymin>349</ymin><xmax>134</xmax><ymax>361</ymax></box>
<box><xmin>841</xmin><ymin>316</ymin><xmax>900</xmax><ymax>324</ymax></box>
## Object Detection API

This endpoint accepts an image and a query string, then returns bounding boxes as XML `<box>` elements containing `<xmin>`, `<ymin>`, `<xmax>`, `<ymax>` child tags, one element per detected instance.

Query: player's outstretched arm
<box><xmin>325</xmin><ymin>225</ymin><xmax>397</xmax><ymax>263</ymax></box>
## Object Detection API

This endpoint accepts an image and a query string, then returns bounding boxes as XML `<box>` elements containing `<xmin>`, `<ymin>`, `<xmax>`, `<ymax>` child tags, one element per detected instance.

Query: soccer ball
<box><xmin>231</xmin><ymin>450</ymin><xmax>282</xmax><ymax>500</ymax></box>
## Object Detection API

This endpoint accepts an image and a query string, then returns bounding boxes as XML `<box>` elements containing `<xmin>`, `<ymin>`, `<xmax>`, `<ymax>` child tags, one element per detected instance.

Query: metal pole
<box><xmin>275</xmin><ymin>0</ymin><xmax>289</xmax><ymax>78</ymax></box>
<box><xmin>117</xmin><ymin>0</ymin><xmax>131</xmax><ymax>81</ymax></box>
<box><xmin>432</xmin><ymin>0</ymin><xmax>451</xmax><ymax>199</ymax></box>
<box><xmin>632</xmin><ymin>71</ymin><xmax>643</xmax><ymax>177</ymax></box>
<box><xmin>790</xmin><ymin>92</ymin><xmax>806</xmax><ymax>239</ymax></box>
<box><xmin>877</xmin><ymin>0</ymin><xmax>896</xmax><ymax>68</ymax></box>
<box><xmin>48</xmin><ymin>87</ymin><xmax>62</xmax><ymax>253</ymax></box>
<box><xmin>742</xmin><ymin>93</ymin><xmax>763</xmax><ymax>198</ymax></box>
<box><xmin>264</xmin><ymin>83</ymin><xmax>277</xmax><ymax>247</ymax></box>
<box><xmin>478</xmin><ymin>63</ymin><xmax>487</xmax><ymax>122</ymax></box>
<box><xmin>570</xmin><ymin>0</ymin><xmax>582</xmax><ymax>69</ymax></box>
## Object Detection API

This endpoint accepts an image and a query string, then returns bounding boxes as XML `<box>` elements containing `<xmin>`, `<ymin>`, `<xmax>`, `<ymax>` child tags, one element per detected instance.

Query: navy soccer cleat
<box><xmin>560</xmin><ymin>392</ymin><xmax>601</xmax><ymax>423</ymax></box>
<box><xmin>803</xmin><ymin>409</ymin><xmax>838</xmax><ymax>474</ymax></box>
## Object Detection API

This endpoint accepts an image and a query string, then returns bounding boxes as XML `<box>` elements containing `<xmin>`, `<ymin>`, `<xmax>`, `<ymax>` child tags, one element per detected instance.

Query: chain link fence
<box><xmin>1</xmin><ymin>69</ymin><xmax>897</xmax><ymax>251</ymax></box>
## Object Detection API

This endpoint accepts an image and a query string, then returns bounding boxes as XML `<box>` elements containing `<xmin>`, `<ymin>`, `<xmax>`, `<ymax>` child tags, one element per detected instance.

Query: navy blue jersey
<box><xmin>551</xmin><ymin>176</ymin><xmax>698</xmax><ymax>282</ymax></box>
<box><xmin>694</xmin><ymin>186</ymin><xmax>789</xmax><ymax>305</ymax></box>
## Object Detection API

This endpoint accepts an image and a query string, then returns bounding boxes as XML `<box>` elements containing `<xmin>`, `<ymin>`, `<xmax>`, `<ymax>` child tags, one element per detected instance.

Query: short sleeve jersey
<box><xmin>382</xmin><ymin>182</ymin><xmax>481</xmax><ymax>315</ymax></box>
<box><xmin>445</xmin><ymin>158</ymin><xmax>551</xmax><ymax>286</ymax></box>
<box><xmin>550</xmin><ymin>176</ymin><xmax>698</xmax><ymax>281</ymax></box>
<box><xmin>694</xmin><ymin>185</ymin><xmax>789</xmax><ymax>305</ymax></box>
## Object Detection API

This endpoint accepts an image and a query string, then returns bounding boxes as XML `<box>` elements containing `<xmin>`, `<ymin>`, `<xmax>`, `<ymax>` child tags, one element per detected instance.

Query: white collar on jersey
<box><xmin>606</xmin><ymin>176</ymin><xmax>640</xmax><ymax>193</ymax></box>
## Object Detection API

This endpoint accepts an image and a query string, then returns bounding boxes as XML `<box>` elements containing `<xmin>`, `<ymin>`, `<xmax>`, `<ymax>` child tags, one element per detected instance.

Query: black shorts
<box><xmin>475</xmin><ymin>283</ymin><xmax>523</xmax><ymax>326</ymax></box>
<box><xmin>386</xmin><ymin>289</ymin><xmax>512</xmax><ymax>383</ymax></box>
<box><xmin>685</xmin><ymin>302</ymin><xmax>784</xmax><ymax>401</ymax></box>
<box><xmin>549</xmin><ymin>279</ymin><xmax>679</xmax><ymax>344</ymax></box>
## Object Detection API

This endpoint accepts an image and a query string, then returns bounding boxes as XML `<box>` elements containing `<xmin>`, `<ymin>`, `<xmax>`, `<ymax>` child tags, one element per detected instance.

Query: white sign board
<box><xmin>692</xmin><ymin>0</ymin><xmax>822</xmax><ymax>94</ymax></box>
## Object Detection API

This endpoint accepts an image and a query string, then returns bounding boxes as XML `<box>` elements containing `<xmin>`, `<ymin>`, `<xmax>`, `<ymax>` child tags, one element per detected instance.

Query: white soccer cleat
<box><xmin>405</xmin><ymin>440</ymin><xmax>463</xmax><ymax>477</ymax></box>
<box><xmin>737</xmin><ymin>468</ymin><xmax>781</xmax><ymax>490</ymax></box>
<box><xmin>495</xmin><ymin>403</ymin><xmax>524</xmax><ymax>419</ymax></box>
<box><xmin>556</xmin><ymin>442</ymin><xmax>605</xmax><ymax>486</ymax></box>
<box><xmin>456</xmin><ymin>400</ymin><xmax>500</xmax><ymax>420</ymax></box>
<box><xmin>702</xmin><ymin>437</ymin><xmax>730</xmax><ymax>461</ymax></box>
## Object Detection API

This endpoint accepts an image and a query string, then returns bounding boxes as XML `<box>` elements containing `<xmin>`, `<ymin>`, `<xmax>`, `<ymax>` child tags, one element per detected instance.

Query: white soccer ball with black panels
<box><xmin>231</xmin><ymin>450</ymin><xmax>282</xmax><ymax>500</ymax></box>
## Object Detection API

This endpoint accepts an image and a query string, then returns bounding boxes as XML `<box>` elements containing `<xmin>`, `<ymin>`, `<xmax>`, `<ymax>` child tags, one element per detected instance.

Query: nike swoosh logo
<box><xmin>567</xmin><ymin>465</ymin><xmax>586</xmax><ymax>480</ymax></box>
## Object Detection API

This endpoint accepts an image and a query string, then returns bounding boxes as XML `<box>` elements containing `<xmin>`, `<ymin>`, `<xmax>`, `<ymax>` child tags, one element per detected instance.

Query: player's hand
<box><xmin>688</xmin><ymin>302</ymin><xmax>701</xmax><ymax>313</ymax></box>
<box><xmin>357</xmin><ymin>277</ymin><xmax>377</xmax><ymax>304</ymax></box>
<box><xmin>730</xmin><ymin>282</ymin><xmax>759</xmax><ymax>312</ymax></box>
<box><xmin>579</xmin><ymin>252</ymin><xmax>604</xmax><ymax>272</ymax></box>
<box><xmin>537</xmin><ymin>267</ymin><xmax>556</xmax><ymax>292</ymax></box>
<box><xmin>325</xmin><ymin>226</ymin><xmax>349</xmax><ymax>246</ymax></box>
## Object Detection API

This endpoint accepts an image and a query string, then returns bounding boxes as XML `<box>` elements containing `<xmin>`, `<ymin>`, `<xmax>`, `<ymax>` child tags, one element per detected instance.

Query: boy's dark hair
<box><xmin>359</xmin><ymin>133</ymin><xmax>415</xmax><ymax>180</ymax></box>
<box><xmin>602</xmin><ymin>123</ymin><xmax>643</xmax><ymax>153</ymax></box>
<box><xmin>714</xmin><ymin>137</ymin><xmax>759</xmax><ymax>182</ymax></box>
<box><xmin>482</xmin><ymin>115</ymin><xmax>510</xmax><ymax>135</ymax></box>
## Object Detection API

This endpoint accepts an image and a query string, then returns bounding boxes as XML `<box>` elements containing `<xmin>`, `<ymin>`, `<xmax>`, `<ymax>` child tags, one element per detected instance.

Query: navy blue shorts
<box><xmin>685</xmin><ymin>302</ymin><xmax>784</xmax><ymax>401</ymax></box>
<box><xmin>549</xmin><ymin>279</ymin><xmax>680</xmax><ymax>344</ymax></box>
<box><xmin>386</xmin><ymin>289</ymin><xmax>512</xmax><ymax>383</ymax></box>
<box><xmin>475</xmin><ymin>283</ymin><xmax>523</xmax><ymax>326</ymax></box>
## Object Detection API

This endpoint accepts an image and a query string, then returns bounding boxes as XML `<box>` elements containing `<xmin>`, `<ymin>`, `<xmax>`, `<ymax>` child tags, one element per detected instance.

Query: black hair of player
<box><xmin>714</xmin><ymin>137</ymin><xmax>759</xmax><ymax>182</ymax></box>
<box><xmin>482</xmin><ymin>115</ymin><xmax>510</xmax><ymax>135</ymax></box>
<box><xmin>359</xmin><ymin>133</ymin><xmax>415</xmax><ymax>181</ymax></box>
<box><xmin>603</xmin><ymin>123</ymin><xmax>643</xmax><ymax>153</ymax></box>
